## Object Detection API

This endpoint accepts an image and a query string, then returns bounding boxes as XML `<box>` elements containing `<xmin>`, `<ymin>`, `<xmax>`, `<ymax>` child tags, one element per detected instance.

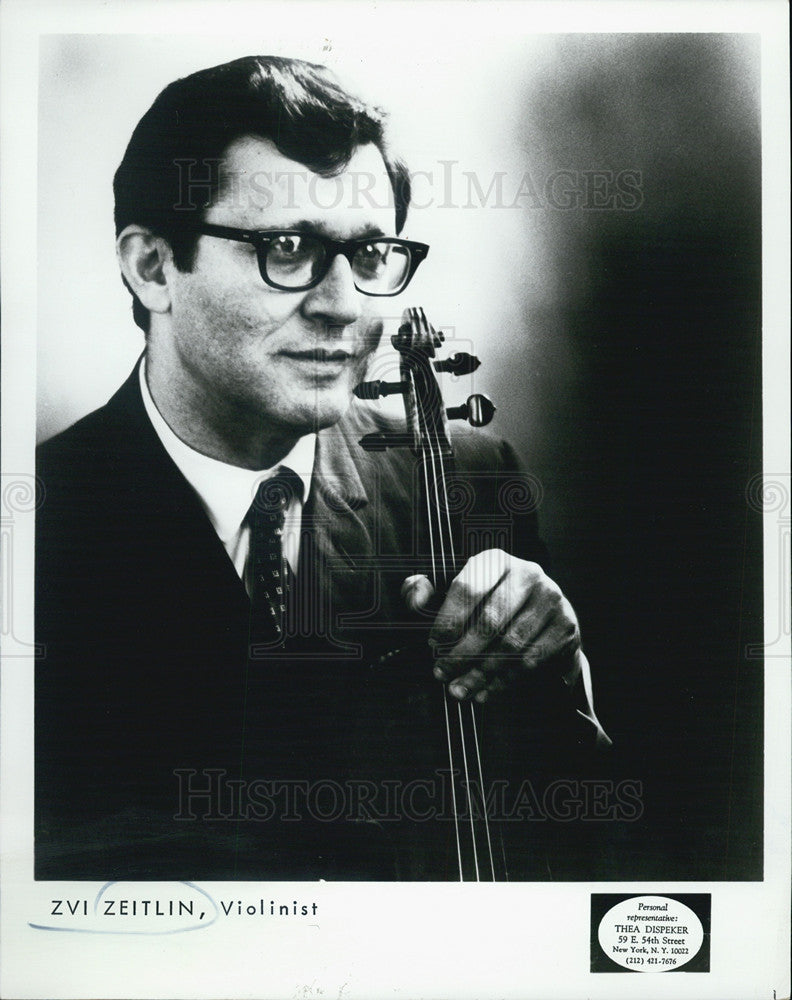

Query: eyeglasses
<box><xmin>192</xmin><ymin>222</ymin><xmax>429</xmax><ymax>297</ymax></box>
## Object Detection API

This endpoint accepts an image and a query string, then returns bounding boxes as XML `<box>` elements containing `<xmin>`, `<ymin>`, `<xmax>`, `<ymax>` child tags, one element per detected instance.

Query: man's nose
<box><xmin>300</xmin><ymin>253</ymin><xmax>363</xmax><ymax>328</ymax></box>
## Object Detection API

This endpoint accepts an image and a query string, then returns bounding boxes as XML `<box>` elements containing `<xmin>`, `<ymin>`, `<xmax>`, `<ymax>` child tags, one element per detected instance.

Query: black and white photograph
<box><xmin>1</xmin><ymin>1</ymin><xmax>789</xmax><ymax>997</ymax></box>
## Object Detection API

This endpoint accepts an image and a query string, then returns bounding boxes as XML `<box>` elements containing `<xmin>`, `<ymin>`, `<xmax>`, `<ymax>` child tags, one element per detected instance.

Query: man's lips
<box><xmin>278</xmin><ymin>348</ymin><xmax>355</xmax><ymax>363</ymax></box>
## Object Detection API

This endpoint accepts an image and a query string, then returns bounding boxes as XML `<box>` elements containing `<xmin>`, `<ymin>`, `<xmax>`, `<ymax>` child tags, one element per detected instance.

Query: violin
<box><xmin>354</xmin><ymin>305</ymin><xmax>505</xmax><ymax>882</ymax></box>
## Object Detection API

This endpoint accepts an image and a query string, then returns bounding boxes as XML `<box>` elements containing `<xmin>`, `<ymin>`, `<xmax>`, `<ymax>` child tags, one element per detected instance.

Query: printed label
<box><xmin>591</xmin><ymin>893</ymin><xmax>711</xmax><ymax>972</ymax></box>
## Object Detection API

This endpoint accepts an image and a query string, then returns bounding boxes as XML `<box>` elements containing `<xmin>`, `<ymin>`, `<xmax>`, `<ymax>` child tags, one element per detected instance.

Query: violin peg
<box><xmin>446</xmin><ymin>393</ymin><xmax>496</xmax><ymax>427</ymax></box>
<box><xmin>466</xmin><ymin>393</ymin><xmax>496</xmax><ymax>427</ymax></box>
<box><xmin>433</xmin><ymin>352</ymin><xmax>481</xmax><ymax>376</ymax></box>
<box><xmin>353</xmin><ymin>380</ymin><xmax>408</xmax><ymax>400</ymax></box>
<box><xmin>359</xmin><ymin>433</ymin><xmax>388</xmax><ymax>451</ymax></box>
<box><xmin>359</xmin><ymin>432</ymin><xmax>414</xmax><ymax>451</ymax></box>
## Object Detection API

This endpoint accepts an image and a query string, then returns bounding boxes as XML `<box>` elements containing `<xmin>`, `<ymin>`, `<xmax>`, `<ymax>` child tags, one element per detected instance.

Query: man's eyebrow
<box><xmin>258</xmin><ymin>220</ymin><xmax>388</xmax><ymax>239</ymax></box>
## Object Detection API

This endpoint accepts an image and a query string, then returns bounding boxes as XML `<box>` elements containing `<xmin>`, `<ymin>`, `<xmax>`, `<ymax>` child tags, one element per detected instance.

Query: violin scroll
<box><xmin>353</xmin><ymin>306</ymin><xmax>496</xmax><ymax>448</ymax></box>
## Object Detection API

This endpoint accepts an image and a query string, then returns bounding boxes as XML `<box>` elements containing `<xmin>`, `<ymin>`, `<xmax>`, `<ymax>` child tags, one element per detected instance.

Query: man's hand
<box><xmin>402</xmin><ymin>549</ymin><xmax>582</xmax><ymax>703</ymax></box>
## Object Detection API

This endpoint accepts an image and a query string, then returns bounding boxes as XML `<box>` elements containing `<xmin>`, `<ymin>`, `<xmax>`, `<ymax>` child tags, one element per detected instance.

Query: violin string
<box><xmin>412</xmin><ymin>333</ymin><xmax>481</xmax><ymax>881</ymax></box>
<box><xmin>427</xmin><ymin>367</ymin><xmax>496</xmax><ymax>882</ymax></box>
<box><xmin>410</xmin><ymin>362</ymin><xmax>463</xmax><ymax>880</ymax></box>
<box><xmin>500</xmin><ymin>825</ymin><xmax>510</xmax><ymax>882</ymax></box>
<box><xmin>409</xmin><ymin>369</ymin><xmax>438</xmax><ymax>587</ymax></box>
<box><xmin>470</xmin><ymin>704</ymin><xmax>496</xmax><ymax>880</ymax></box>
<box><xmin>443</xmin><ymin>687</ymin><xmax>464</xmax><ymax>881</ymax></box>
<box><xmin>457</xmin><ymin>701</ymin><xmax>481</xmax><ymax>881</ymax></box>
<box><xmin>422</xmin><ymin>400</ymin><xmax>483</xmax><ymax>880</ymax></box>
<box><xmin>416</xmin><ymin>379</ymin><xmax>451</xmax><ymax>584</ymax></box>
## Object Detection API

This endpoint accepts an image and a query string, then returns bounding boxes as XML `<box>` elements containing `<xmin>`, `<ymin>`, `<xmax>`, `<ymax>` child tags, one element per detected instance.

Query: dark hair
<box><xmin>113</xmin><ymin>55</ymin><xmax>412</xmax><ymax>331</ymax></box>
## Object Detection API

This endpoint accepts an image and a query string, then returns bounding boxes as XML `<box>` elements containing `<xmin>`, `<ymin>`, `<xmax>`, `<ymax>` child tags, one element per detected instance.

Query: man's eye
<box><xmin>360</xmin><ymin>242</ymin><xmax>384</xmax><ymax>260</ymax></box>
<box><xmin>271</xmin><ymin>235</ymin><xmax>307</xmax><ymax>258</ymax></box>
<box><xmin>355</xmin><ymin>242</ymin><xmax>387</xmax><ymax>272</ymax></box>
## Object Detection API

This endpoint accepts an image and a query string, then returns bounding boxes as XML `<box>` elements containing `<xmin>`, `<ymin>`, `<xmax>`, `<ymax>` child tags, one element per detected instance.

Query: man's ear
<box><xmin>116</xmin><ymin>226</ymin><xmax>174</xmax><ymax>316</ymax></box>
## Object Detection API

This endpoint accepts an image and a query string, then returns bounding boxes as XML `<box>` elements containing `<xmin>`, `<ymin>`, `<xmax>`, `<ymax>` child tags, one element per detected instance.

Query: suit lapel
<box><xmin>296</xmin><ymin>419</ymin><xmax>379</xmax><ymax>658</ymax></box>
<box><xmin>104</xmin><ymin>364</ymin><xmax>249</xmax><ymax>619</ymax></box>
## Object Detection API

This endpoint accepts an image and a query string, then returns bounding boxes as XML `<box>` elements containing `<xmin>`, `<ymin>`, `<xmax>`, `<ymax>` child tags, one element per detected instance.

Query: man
<box><xmin>36</xmin><ymin>55</ymin><xmax>607</xmax><ymax>881</ymax></box>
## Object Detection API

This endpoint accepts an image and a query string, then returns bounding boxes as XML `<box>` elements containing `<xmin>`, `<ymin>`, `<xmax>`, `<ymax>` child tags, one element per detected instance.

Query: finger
<box><xmin>429</xmin><ymin>549</ymin><xmax>513</xmax><ymax>646</ymax></box>
<box><xmin>453</xmin><ymin>594</ymin><xmax>578</xmax><ymax>700</ymax></box>
<box><xmin>433</xmin><ymin>557</ymin><xmax>540</xmax><ymax>681</ymax></box>
<box><xmin>446</xmin><ymin>666</ymin><xmax>486</xmax><ymax>700</ymax></box>
<box><xmin>401</xmin><ymin>574</ymin><xmax>435</xmax><ymax>613</ymax></box>
<box><xmin>450</xmin><ymin>662</ymin><xmax>521</xmax><ymax>703</ymax></box>
<box><xmin>473</xmin><ymin>672</ymin><xmax>512</xmax><ymax>703</ymax></box>
<box><xmin>476</xmin><ymin>585</ymin><xmax>558</xmax><ymax>676</ymax></box>
<box><xmin>518</xmin><ymin>597</ymin><xmax>581</xmax><ymax>675</ymax></box>
<box><xmin>432</xmin><ymin>574</ymin><xmax>523</xmax><ymax>683</ymax></box>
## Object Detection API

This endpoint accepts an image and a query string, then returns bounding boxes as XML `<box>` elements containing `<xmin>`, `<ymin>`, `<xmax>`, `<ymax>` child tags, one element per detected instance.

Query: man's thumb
<box><xmin>400</xmin><ymin>574</ymin><xmax>436</xmax><ymax>613</ymax></box>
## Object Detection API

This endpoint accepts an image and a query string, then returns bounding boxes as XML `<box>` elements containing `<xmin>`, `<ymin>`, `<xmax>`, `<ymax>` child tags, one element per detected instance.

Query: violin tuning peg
<box><xmin>359</xmin><ymin>433</ymin><xmax>389</xmax><ymax>451</ymax></box>
<box><xmin>433</xmin><ymin>352</ymin><xmax>481</xmax><ymax>376</ymax></box>
<box><xmin>359</xmin><ymin>432</ymin><xmax>414</xmax><ymax>451</ymax></box>
<box><xmin>446</xmin><ymin>393</ymin><xmax>496</xmax><ymax>427</ymax></box>
<box><xmin>353</xmin><ymin>380</ymin><xmax>408</xmax><ymax>400</ymax></box>
<box><xmin>466</xmin><ymin>393</ymin><xmax>497</xmax><ymax>427</ymax></box>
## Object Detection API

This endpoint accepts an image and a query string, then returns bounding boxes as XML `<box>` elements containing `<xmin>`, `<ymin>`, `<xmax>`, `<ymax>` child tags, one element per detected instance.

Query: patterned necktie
<box><xmin>247</xmin><ymin>467</ymin><xmax>302</xmax><ymax>655</ymax></box>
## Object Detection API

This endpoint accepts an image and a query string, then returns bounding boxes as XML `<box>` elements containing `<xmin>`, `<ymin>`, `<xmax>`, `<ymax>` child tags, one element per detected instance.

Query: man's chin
<box><xmin>277</xmin><ymin>391</ymin><xmax>354</xmax><ymax>436</ymax></box>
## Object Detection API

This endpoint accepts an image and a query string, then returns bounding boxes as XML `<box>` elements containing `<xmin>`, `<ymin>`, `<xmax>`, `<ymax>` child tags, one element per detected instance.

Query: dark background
<box><xmin>497</xmin><ymin>35</ymin><xmax>763</xmax><ymax>880</ymax></box>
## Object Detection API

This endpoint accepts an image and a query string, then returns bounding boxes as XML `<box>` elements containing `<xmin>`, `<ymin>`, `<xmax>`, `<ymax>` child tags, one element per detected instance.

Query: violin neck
<box><xmin>416</xmin><ymin>450</ymin><xmax>461</xmax><ymax>592</ymax></box>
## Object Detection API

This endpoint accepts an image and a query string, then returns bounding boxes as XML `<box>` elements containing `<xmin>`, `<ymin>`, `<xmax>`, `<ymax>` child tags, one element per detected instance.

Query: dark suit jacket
<box><xmin>36</xmin><ymin>368</ymin><xmax>599</xmax><ymax>881</ymax></box>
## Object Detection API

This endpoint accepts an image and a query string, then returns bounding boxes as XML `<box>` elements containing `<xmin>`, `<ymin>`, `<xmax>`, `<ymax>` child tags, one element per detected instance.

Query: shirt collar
<box><xmin>138</xmin><ymin>359</ymin><xmax>315</xmax><ymax>543</ymax></box>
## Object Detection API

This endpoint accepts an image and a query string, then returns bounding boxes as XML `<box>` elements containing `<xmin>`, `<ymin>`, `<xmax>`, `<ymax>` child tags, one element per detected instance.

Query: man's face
<box><xmin>160</xmin><ymin>137</ymin><xmax>397</xmax><ymax>446</ymax></box>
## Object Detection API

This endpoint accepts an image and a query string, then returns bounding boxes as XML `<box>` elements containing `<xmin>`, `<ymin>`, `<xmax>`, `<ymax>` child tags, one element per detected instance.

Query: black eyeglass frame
<box><xmin>191</xmin><ymin>222</ymin><xmax>429</xmax><ymax>296</ymax></box>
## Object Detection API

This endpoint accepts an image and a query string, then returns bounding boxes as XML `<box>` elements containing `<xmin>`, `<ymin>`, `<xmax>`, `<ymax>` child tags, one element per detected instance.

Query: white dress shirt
<box><xmin>138</xmin><ymin>360</ymin><xmax>315</xmax><ymax>592</ymax></box>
